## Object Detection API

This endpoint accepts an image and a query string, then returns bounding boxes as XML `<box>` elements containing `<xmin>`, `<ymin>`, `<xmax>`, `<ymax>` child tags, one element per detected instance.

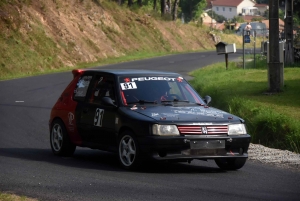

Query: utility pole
<box><xmin>268</xmin><ymin>0</ymin><xmax>282</xmax><ymax>92</ymax></box>
<box><xmin>211</xmin><ymin>1</ymin><xmax>213</xmax><ymax>30</ymax></box>
<box><xmin>284</xmin><ymin>0</ymin><xmax>294</xmax><ymax>64</ymax></box>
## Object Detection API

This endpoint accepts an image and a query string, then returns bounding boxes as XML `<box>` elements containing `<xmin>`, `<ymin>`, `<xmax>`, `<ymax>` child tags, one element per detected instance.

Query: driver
<box><xmin>152</xmin><ymin>81</ymin><xmax>171</xmax><ymax>102</ymax></box>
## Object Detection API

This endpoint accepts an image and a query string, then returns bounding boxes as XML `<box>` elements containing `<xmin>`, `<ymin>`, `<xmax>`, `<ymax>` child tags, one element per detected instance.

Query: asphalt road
<box><xmin>0</xmin><ymin>51</ymin><xmax>299</xmax><ymax>201</ymax></box>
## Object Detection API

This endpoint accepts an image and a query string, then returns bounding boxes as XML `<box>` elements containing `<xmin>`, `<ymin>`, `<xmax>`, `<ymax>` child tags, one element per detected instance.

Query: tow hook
<box><xmin>227</xmin><ymin>138</ymin><xmax>232</xmax><ymax>142</ymax></box>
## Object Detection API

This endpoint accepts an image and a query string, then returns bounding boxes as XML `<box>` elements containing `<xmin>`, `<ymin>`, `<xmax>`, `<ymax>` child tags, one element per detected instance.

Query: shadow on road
<box><xmin>0</xmin><ymin>147</ymin><xmax>229</xmax><ymax>174</ymax></box>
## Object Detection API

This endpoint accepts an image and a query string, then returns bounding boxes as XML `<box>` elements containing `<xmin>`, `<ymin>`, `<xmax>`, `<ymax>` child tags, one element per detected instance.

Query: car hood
<box><xmin>128</xmin><ymin>104</ymin><xmax>241</xmax><ymax>123</ymax></box>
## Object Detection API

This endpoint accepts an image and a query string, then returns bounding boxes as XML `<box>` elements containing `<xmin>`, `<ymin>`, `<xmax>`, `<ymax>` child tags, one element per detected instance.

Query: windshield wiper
<box><xmin>161</xmin><ymin>99</ymin><xmax>189</xmax><ymax>103</ymax></box>
<box><xmin>127</xmin><ymin>100</ymin><xmax>157</xmax><ymax>104</ymax></box>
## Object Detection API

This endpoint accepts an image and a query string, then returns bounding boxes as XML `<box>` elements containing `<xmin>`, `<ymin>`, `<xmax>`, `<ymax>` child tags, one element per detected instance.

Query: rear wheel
<box><xmin>50</xmin><ymin>119</ymin><xmax>76</xmax><ymax>157</ymax></box>
<box><xmin>118</xmin><ymin>131</ymin><xmax>142</xmax><ymax>170</ymax></box>
<box><xmin>215</xmin><ymin>158</ymin><xmax>247</xmax><ymax>170</ymax></box>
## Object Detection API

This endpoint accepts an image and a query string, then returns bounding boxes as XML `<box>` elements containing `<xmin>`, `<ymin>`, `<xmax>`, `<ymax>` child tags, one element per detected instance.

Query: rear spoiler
<box><xmin>72</xmin><ymin>69</ymin><xmax>84</xmax><ymax>78</ymax></box>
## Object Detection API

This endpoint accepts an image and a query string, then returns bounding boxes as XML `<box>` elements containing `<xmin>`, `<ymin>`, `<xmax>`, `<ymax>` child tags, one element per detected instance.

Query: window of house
<box><xmin>230</xmin><ymin>8</ymin><xmax>232</xmax><ymax>12</ymax></box>
<box><xmin>216</xmin><ymin>7</ymin><xmax>219</xmax><ymax>11</ymax></box>
<box><xmin>223</xmin><ymin>7</ymin><xmax>225</xmax><ymax>11</ymax></box>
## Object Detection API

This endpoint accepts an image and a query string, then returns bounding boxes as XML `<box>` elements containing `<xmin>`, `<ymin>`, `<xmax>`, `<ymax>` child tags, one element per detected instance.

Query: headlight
<box><xmin>152</xmin><ymin>124</ymin><xmax>180</xmax><ymax>136</ymax></box>
<box><xmin>228</xmin><ymin>124</ymin><xmax>247</xmax><ymax>135</ymax></box>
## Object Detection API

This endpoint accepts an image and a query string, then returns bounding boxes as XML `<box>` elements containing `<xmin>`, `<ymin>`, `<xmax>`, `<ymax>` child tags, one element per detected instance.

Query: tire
<box><xmin>118</xmin><ymin>131</ymin><xmax>142</xmax><ymax>170</ymax></box>
<box><xmin>50</xmin><ymin>119</ymin><xmax>76</xmax><ymax>157</ymax></box>
<box><xmin>215</xmin><ymin>158</ymin><xmax>247</xmax><ymax>170</ymax></box>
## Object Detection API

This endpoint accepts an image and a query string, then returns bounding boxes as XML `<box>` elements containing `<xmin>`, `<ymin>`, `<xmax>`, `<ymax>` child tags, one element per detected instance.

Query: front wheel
<box><xmin>215</xmin><ymin>158</ymin><xmax>247</xmax><ymax>170</ymax></box>
<box><xmin>50</xmin><ymin>119</ymin><xmax>76</xmax><ymax>157</ymax></box>
<box><xmin>118</xmin><ymin>131</ymin><xmax>142</xmax><ymax>170</ymax></box>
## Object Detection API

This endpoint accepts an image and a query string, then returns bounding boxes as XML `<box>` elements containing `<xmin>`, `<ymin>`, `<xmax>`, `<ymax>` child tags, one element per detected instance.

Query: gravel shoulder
<box><xmin>248</xmin><ymin>143</ymin><xmax>300</xmax><ymax>171</ymax></box>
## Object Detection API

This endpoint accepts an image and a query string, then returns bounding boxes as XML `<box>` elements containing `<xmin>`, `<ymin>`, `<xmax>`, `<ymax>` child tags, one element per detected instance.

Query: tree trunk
<box><xmin>172</xmin><ymin>0</ymin><xmax>179</xmax><ymax>21</ymax></box>
<box><xmin>137</xmin><ymin>0</ymin><xmax>142</xmax><ymax>7</ymax></box>
<box><xmin>153</xmin><ymin>0</ymin><xmax>157</xmax><ymax>10</ymax></box>
<box><xmin>284</xmin><ymin>0</ymin><xmax>294</xmax><ymax>64</ymax></box>
<box><xmin>161</xmin><ymin>0</ymin><xmax>166</xmax><ymax>16</ymax></box>
<box><xmin>128</xmin><ymin>0</ymin><xmax>133</xmax><ymax>7</ymax></box>
<box><xmin>166</xmin><ymin>0</ymin><xmax>171</xmax><ymax>13</ymax></box>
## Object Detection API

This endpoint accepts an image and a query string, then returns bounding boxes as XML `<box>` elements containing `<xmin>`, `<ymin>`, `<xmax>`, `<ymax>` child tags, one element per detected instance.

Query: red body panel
<box><xmin>49</xmin><ymin>72</ymin><xmax>83</xmax><ymax>145</ymax></box>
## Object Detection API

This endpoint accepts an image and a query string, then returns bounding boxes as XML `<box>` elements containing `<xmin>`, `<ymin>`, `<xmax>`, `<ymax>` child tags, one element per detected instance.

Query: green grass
<box><xmin>189</xmin><ymin>59</ymin><xmax>300</xmax><ymax>153</ymax></box>
<box><xmin>0</xmin><ymin>192</ymin><xmax>37</xmax><ymax>201</ymax></box>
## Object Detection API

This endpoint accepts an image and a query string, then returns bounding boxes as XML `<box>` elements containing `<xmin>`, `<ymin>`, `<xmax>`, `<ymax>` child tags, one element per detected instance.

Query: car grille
<box><xmin>177</xmin><ymin>125</ymin><xmax>228</xmax><ymax>135</ymax></box>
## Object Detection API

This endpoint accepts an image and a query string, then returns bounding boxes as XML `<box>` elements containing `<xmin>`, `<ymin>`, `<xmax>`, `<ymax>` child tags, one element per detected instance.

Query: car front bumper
<box><xmin>138</xmin><ymin>135</ymin><xmax>251</xmax><ymax>160</ymax></box>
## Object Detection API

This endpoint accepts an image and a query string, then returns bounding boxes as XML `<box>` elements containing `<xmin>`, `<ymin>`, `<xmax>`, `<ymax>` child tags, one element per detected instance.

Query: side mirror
<box><xmin>204</xmin><ymin>95</ymin><xmax>211</xmax><ymax>105</ymax></box>
<box><xmin>101</xmin><ymin>97</ymin><xmax>117</xmax><ymax>107</ymax></box>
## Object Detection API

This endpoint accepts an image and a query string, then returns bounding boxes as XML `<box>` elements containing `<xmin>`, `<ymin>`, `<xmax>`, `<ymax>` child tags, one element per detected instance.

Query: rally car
<box><xmin>49</xmin><ymin>69</ymin><xmax>251</xmax><ymax>170</ymax></box>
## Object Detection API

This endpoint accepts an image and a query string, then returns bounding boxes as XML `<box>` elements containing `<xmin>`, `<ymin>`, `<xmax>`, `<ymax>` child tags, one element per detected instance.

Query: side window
<box><xmin>89</xmin><ymin>75</ymin><xmax>116</xmax><ymax>104</ymax></box>
<box><xmin>73</xmin><ymin>75</ymin><xmax>92</xmax><ymax>102</ymax></box>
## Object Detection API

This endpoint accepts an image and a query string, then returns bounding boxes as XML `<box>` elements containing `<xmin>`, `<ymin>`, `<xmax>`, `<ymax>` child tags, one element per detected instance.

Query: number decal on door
<box><xmin>94</xmin><ymin>108</ymin><xmax>104</xmax><ymax>127</ymax></box>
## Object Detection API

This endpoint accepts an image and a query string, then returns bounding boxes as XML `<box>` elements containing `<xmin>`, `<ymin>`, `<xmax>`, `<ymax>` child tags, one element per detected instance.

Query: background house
<box><xmin>211</xmin><ymin>0</ymin><xmax>256</xmax><ymax>19</ymax></box>
<box><xmin>254</xmin><ymin>3</ymin><xmax>269</xmax><ymax>16</ymax></box>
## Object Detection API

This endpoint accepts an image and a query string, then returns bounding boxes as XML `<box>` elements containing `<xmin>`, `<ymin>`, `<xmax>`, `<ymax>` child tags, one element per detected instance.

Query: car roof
<box><xmin>73</xmin><ymin>69</ymin><xmax>181</xmax><ymax>77</ymax></box>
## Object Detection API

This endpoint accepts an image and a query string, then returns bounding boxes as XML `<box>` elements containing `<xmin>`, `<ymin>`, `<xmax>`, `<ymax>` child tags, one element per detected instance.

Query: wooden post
<box><xmin>284</xmin><ymin>0</ymin><xmax>294</xmax><ymax>64</ymax></box>
<box><xmin>225</xmin><ymin>53</ymin><xmax>228</xmax><ymax>70</ymax></box>
<box><xmin>268</xmin><ymin>0</ymin><xmax>282</xmax><ymax>92</ymax></box>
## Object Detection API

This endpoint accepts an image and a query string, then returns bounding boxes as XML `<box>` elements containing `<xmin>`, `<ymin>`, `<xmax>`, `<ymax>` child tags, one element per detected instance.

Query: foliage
<box><xmin>251</xmin><ymin>17</ymin><xmax>264</xmax><ymax>22</ymax></box>
<box><xmin>207</xmin><ymin>10</ymin><xmax>226</xmax><ymax>23</ymax></box>
<box><xmin>279</xmin><ymin>8</ymin><xmax>284</xmax><ymax>21</ymax></box>
<box><xmin>179</xmin><ymin>0</ymin><xmax>206</xmax><ymax>22</ymax></box>
<box><xmin>192</xmin><ymin>0</ymin><xmax>207</xmax><ymax>21</ymax></box>
<box><xmin>232</xmin><ymin>16</ymin><xmax>244</xmax><ymax>23</ymax></box>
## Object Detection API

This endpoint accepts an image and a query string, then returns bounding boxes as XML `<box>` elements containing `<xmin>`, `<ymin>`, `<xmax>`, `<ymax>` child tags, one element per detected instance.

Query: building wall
<box><xmin>213</xmin><ymin>6</ymin><xmax>238</xmax><ymax>19</ymax></box>
<box><xmin>237</xmin><ymin>0</ymin><xmax>256</xmax><ymax>15</ymax></box>
<box><xmin>256</xmin><ymin>6</ymin><xmax>268</xmax><ymax>15</ymax></box>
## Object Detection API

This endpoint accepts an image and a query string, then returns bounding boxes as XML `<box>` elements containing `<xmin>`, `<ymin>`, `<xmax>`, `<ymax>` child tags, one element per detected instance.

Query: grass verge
<box><xmin>0</xmin><ymin>192</ymin><xmax>37</xmax><ymax>201</ymax></box>
<box><xmin>189</xmin><ymin>59</ymin><xmax>300</xmax><ymax>153</ymax></box>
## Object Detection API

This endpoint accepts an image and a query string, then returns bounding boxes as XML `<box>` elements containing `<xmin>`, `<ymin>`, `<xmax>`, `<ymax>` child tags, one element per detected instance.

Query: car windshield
<box><xmin>118</xmin><ymin>75</ymin><xmax>205</xmax><ymax>105</ymax></box>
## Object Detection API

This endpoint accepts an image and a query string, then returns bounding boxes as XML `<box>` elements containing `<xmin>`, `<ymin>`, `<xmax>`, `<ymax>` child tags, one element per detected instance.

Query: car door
<box><xmin>77</xmin><ymin>73</ymin><xmax>117</xmax><ymax>149</ymax></box>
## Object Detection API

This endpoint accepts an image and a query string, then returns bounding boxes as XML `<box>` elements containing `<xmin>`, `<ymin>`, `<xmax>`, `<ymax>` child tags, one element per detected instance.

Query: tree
<box><xmin>172</xmin><ymin>0</ymin><xmax>180</xmax><ymax>21</ymax></box>
<box><xmin>153</xmin><ymin>0</ymin><xmax>157</xmax><ymax>10</ymax></box>
<box><xmin>161</xmin><ymin>0</ymin><xmax>166</xmax><ymax>16</ymax></box>
<box><xmin>179</xmin><ymin>0</ymin><xmax>207</xmax><ymax>22</ymax></box>
<box><xmin>207</xmin><ymin>10</ymin><xmax>226</xmax><ymax>23</ymax></box>
<box><xmin>137</xmin><ymin>0</ymin><xmax>142</xmax><ymax>7</ymax></box>
<box><xmin>193</xmin><ymin>0</ymin><xmax>206</xmax><ymax>20</ymax></box>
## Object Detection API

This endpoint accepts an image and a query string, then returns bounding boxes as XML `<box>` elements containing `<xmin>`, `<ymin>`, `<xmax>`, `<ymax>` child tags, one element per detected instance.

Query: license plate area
<box><xmin>190</xmin><ymin>140</ymin><xmax>225</xmax><ymax>149</ymax></box>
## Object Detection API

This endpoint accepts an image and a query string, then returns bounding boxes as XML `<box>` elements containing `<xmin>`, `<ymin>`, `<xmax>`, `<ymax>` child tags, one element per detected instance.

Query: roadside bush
<box><xmin>228</xmin><ymin>97</ymin><xmax>300</xmax><ymax>153</ymax></box>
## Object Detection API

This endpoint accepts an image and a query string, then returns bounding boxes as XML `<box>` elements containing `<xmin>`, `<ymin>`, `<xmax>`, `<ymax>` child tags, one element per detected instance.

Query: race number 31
<box><xmin>94</xmin><ymin>108</ymin><xmax>104</xmax><ymax>127</ymax></box>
